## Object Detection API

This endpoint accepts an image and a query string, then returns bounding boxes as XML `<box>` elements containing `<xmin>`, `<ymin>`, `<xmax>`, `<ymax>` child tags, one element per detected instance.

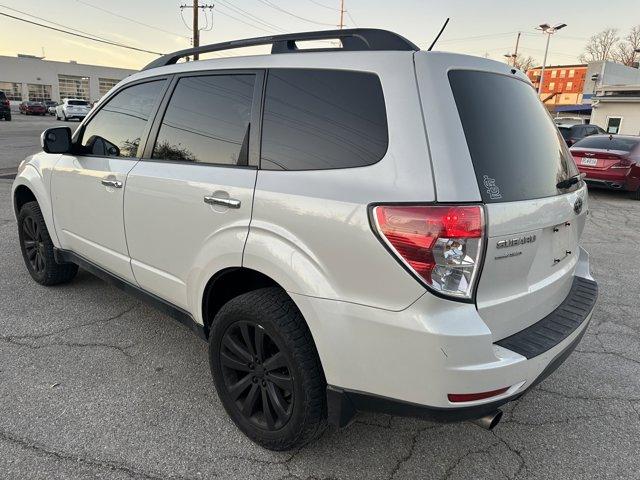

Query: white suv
<box><xmin>55</xmin><ymin>98</ymin><xmax>91</xmax><ymax>121</ymax></box>
<box><xmin>12</xmin><ymin>29</ymin><xmax>597</xmax><ymax>450</ymax></box>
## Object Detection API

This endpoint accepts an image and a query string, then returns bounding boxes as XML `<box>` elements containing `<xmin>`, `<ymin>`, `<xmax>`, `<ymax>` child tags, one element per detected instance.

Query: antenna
<box><xmin>427</xmin><ymin>17</ymin><xmax>450</xmax><ymax>51</ymax></box>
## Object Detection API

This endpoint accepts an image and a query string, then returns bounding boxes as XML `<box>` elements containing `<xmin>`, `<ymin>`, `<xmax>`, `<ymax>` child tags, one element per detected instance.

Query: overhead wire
<box><xmin>0</xmin><ymin>11</ymin><xmax>163</xmax><ymax>55</ymax></box>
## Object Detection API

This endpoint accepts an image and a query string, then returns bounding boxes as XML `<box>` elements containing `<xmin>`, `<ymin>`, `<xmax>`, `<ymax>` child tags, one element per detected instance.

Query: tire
<box><xmin>62</xmin><ymin>112</ymin><xmax>67</xmax><ymax>121</ymax></box>
<box><xmin>209</xmin><ymin>287</ymin><xmax>326</xmax><ymax>451</ymax></box>
<box><xmin>18</xmin><ymin>201</ymin><xmax>78</xmax><ymax>286</ymax></box>
<box><xmin>4</xmin><ymin>113</ymin><xmax>10</xmax><ymax>121</ymax></box>
<box><xmin>630</xmin><ymin>188</ymin><xmax>640</xmax><ymax>201</ymax></box>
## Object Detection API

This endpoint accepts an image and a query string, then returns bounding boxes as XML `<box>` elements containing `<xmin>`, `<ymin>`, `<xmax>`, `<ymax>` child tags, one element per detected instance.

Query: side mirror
<box><xmin>41</xmin><ymin>127</ymin><xmax>72</xmax><ymax>154</ymax></box>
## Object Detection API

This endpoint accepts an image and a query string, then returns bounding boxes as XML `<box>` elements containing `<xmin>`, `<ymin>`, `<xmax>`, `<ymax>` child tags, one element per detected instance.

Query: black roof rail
<box><xmin>142</xmin><ymin>28</ymin><xmax>419</xmax><ymax>70</ymax></box>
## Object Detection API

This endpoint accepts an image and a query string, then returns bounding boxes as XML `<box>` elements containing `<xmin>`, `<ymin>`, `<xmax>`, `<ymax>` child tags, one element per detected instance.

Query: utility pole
<box><xmin>504</xmin><ymin>32</ymin><xmax>521</xmax><ymax>66</ymax></box>
<box><xmin>180</xmin><ymin>1</ymin><xmax>214</xmax><ymax>60</ymax></box>
<box><xmin>193</xmin><ymin>0</ymin><xmax>199</xmax><ymax>59</ymax></box>
<box><xmin>338</xmin><ymin>0</ymin><xmax>344</xmax><ymax>29</ymax></box>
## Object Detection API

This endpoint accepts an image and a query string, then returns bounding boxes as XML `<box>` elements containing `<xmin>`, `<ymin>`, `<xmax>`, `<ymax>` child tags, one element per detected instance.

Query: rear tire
<box><xmin>209</xmin><ymin>287</ymin><xmax>326</xmax><ymax>451</ymax></box>
<box><xmin>630</xmin><ymin>188</ymin><xmax>640</xmax><ymax>201</ymax></box>
<box><xmin>4</xmin><ymin>113</ymin><xmax>10</xmax><ymax>121</ymax></box>
<box><xmin>18</xmin><ymin>201</ymin><xmax>78</xmax><ymax>286</ymax></box>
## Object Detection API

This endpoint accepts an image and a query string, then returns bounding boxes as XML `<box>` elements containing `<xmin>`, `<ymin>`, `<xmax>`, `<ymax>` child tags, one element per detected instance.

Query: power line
<box><xmin>217</xmin><ymin>0</ymin><xmax>286</xmax><ymax>32</ymax></box>
<box><xmin>255</xmin><ymin>0</ymin><xmax>336</xmax><ymax>27</ymax></box>
<box><xmin>307</xmin><ymin>0</ymin><xmax>340</xmax><ymax>10</ymax></box>
<box><xmin>0</xmin><ymin>3</ymin><xmax>133</xmax><ymax>46</ymax></box>
<box><xmin>0</xmin><ymin>11</ymin><xmax>163</xmax><ymax>55</ymax></box>
<box><xmin>74</xmin><ymin>0</ymin><xmax>189</xmax><ymax>38</ymax></box>
<box><xmin>214</xmin><ymin>6</ymin><xmax>276</xmax><ymax>35</ymax></box>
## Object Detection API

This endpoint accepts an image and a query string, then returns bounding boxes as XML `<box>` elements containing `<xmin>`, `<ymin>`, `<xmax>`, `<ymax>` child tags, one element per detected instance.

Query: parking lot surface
<box><xmin>0</xmin><ymin>114</ymin><xmax>79</xmax><ymax>172</ymax></box>
<box><xmin>0</xmin><ymin>177</ymin><xmax>639</xmax><ymax>479</ymax></box>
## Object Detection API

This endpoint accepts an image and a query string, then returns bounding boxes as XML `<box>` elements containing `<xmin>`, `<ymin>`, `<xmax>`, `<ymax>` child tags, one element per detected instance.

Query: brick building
<box><xmin>526</xmin><ymin>64</ymin><xmax>587</xmax><ymax>106</ymax></box>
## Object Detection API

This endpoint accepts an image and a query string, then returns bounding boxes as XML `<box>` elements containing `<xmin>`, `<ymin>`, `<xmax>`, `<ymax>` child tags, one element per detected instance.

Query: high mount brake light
<box><xmin>372</xmin><ymin>205</ymin><xmax>485</xmax><ymax>300</ymax></box>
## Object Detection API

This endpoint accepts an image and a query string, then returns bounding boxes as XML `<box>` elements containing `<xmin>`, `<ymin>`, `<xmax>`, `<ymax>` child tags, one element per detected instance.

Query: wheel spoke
<box><xmin>23</xmin><ymin>218</ymin><xmax>34</xmax><ymax>240</ymax></box>
<box><xmin>23</xmin><ymin>240</ymin><xmax>36</xmax><ymax>249</ymax></box>
<box><xmin>228</xmin><ymin>373</ymin><xmax>253</xmax><ymax>400</ymax></box>
<box><xmin>239</xmin><ymin>323</ymin><xmax>255</xmax><ymax>357</ymax></box>
<box><xmin>269</xmin><ymin>372</ymin><xmax>293</xmax><ymax>392</ymax></box>
<box><xmin>261</xmin><ymin>387</ymin><xmax>276</xmax><ymax>429</ymax></box>
<box><xmin>26</xmin><ymin>247</ymin><xmax>37</xmax><ymax>261</ymax></box>
<box><xmin>241</xmin><ymin>383</ymin><xmax>260</xmax><ymax>416</ymax></box>
<box><xmin>37</xmin><ymin>252</ymin><xmax>45</xmax><ymax>272</ymax></box>
<box><xmin>254</xmin><ymin>327</ymin><xmax>265</xmax><ymax>362</ymax></box>
<box><xmin>223</xmin><ymin>335</ymin><xmax>253</xmax><ymax>363</ymax></box>
<box><xmin>263</xmin><ymin>351</ymin><xmax>287</xmax><ymax>371</ymax></box>
<box><xmin>220</xmin><ymin>351</ymin><xmax>251</xmax><ymax>372</ymax></box>
<box><xmin>266</xmin><ymin>383</ymin><xmax>290</xmax><ymax>423</ymax></box>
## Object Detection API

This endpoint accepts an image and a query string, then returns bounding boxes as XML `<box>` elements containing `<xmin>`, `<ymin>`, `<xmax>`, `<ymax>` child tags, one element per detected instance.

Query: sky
<box><xmin>0</xmin><ymin>0</ymin><xmax>638</xmax><ymax>70</ymax></box>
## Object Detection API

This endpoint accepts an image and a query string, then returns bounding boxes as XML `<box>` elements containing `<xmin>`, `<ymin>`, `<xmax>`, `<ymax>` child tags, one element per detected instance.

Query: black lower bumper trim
<box><xmin>327</xmin><ymin>306</ymin><xmax>593</xmax><ymax>427</ymax></box>
<box><xmin>495</xmin><ymin>276</ymin><xmax>597</xmax><ymax>359</ymax></box>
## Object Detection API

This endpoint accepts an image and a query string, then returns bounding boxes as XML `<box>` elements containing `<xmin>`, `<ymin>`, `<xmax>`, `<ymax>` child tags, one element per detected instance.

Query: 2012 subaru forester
<box><xmin>12</xmin><ymin>29</ymin><xmax>598</xmax><ymax>450</ymax></box>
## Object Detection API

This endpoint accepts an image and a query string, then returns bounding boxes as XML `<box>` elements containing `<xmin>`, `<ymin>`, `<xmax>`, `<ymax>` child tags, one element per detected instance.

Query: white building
<box><xmin>0</xmin><ymin>54</ymin><xmax>136</xmax><ymax>106</ymax></box>
<box><xmin>591</xmin><ymin>84</ymin><xmax>640</xmax><ymax>135</ymax></box>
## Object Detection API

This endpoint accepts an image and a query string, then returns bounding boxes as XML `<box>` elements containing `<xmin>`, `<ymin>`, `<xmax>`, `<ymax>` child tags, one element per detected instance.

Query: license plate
<box><xmin>581</xmin><ymin>157</ymin><xmax>597</xmax><ymax>166</ymax></box>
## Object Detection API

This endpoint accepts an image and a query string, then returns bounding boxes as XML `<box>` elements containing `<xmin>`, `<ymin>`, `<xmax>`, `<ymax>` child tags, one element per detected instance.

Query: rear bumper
<box><xmin>327</xmin><ymin>314</ymin><xmax>591</xmax><ymax>426</ymax></box>
<box><xmin>292</xmin><ymin>247</ymin><xmax>597</xmax><ymax>426</ymax></box>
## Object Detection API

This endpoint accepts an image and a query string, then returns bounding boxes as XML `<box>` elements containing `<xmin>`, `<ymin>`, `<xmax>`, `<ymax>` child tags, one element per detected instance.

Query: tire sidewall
<box><xmin>209</xmin><ymin>295</ymin><xmax>314</xmax><ymax>447</ymax></box>
<box><xmin>17</xmin><ymin>203</ymin><xmax>48</xmax><ymax>283</ymax></box>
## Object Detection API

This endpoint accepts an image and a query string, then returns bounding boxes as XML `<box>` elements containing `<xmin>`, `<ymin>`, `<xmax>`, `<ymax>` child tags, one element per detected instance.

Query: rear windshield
<box><xmin>449</xmin><ymin>70</ymin><xmax>579</xmax><ymax>203</ymax></box>
<box><xmin>572</xmin><ymin>136</ymin><xmax>639</xmax><ymax>152</ymax></box>
<box><xmin>68</xmin><ymin>100</ymin><xmax>89</xmax><ymax>106</ymax></box>
<box><xmin>558</xmin><ymin>126</ymin><xmax>572</xmax><ymax>140</ymax></box>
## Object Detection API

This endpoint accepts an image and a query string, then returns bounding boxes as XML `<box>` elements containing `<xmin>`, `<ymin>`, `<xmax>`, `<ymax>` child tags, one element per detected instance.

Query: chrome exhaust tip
<box><xmin>471</xmin><ymin>409</ymin><xmax>503</xmax><ymax>430</ymax></box>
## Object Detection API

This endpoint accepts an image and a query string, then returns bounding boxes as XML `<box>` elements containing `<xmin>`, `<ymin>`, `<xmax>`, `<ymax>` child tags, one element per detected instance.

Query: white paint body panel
<box><xmin>124</xmin><ymin>161</ymin><xmax>256</xmax><ymax>314</ymax></box>
<box><xmin>50</xmin><ymin>155</ymin><xmax>138</xmax><ymax>283</ymax></box>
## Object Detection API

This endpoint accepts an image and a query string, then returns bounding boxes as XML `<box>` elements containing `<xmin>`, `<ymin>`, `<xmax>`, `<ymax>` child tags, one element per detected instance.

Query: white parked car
<box><xmin>12</xmin><ymin>29</ymin><xmax>597</xmax><ymax>450</ymax></box>
<box><xmin>55</xmin><ymin>98</ymin><xmax>91</xmax><ymax>121</ymax></box>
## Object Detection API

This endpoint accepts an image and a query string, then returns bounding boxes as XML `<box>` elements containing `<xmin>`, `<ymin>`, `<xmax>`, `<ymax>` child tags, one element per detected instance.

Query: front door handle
<box><xmin>204</xmin><ymin>196</ymin><xmax>241</xmax><ymax>209</ymax></box>
<box><xmin>101</xmin><ymin>179</ymin><xmax>123</xmax><ymax>188</ymax></box>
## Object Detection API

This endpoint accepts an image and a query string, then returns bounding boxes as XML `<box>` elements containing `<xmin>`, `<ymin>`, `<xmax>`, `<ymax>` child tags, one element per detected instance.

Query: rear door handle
<box><xmin>204</xmin><ymin>196</ymin><xmax>241</xmax><ymax>209</ymax></box>
<box><xmin>101</xmin><ymin>179</ymin><xmax>123</xmax><ymax>188</ymax></box>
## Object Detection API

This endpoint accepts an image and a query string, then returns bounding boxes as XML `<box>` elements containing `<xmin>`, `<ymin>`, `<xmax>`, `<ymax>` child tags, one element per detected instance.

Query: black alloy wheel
<box><xmin>21</xmin><ymin>214</ymin><xmax>46</xmax><ymax>274</ymax></box>
<box><xmin>220</xmin><ymin>321</ymin><xmax>294</xmax><ymax>430</ymax></box>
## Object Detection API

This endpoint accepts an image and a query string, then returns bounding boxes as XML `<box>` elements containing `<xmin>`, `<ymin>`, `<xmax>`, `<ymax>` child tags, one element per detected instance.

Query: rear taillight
<box><xmin>2</xmin><ymin>100</ymin><xmax>8</xmax><ymax>107</ymax></box>
<box><xmin>611</xmin><ymin>158</ymin><xmax>633</xmax><ymax>169</ymax></box>
<box><xmin>372</xmin><ymin>205</ymin><xmax>484</xmax><ymax>300</ymax></box>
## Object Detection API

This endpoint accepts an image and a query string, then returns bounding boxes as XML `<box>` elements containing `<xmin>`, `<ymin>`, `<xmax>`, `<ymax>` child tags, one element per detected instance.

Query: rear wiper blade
<box><xmin>556</xmin><ymin>173</ymin><xmax>585</xmax><ymax>189</ymax></box>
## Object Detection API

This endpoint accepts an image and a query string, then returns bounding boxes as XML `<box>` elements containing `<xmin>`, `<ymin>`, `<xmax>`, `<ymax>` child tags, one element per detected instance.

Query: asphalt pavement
<box><xmin>0</xmin><ymin>113</ymin><xmax>80</xmax><ymax>173</ymax></box>
<box><xmin>1</xmin><ymin>171</ymin><xmax>639</xmax><ymax>477</ymax></box>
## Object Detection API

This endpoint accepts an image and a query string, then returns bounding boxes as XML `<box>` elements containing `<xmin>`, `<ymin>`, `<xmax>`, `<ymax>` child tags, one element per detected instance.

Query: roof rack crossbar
<box><xmin>142</xmin><ymin>28</ymin><xmax>419</xmax><ymax>70</ymax></box>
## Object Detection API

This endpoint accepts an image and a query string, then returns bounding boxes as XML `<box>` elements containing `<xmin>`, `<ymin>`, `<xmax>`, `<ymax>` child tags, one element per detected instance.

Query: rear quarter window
<box><xmin>260</xmin><ymin>69</ymin><xmax>388</xmax><ymax>170</ymax></box>
<box><xmin>449</xmin><ymin>70</ymin><xmax>579</xmax><ymax>203</ymax></box>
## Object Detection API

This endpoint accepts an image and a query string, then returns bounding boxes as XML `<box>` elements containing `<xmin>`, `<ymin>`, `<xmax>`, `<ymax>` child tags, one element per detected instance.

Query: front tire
<box><xmin>630</xmin><ymin>187</ymin><xmax>640</xmax><ymax>201</ymax></box>
<box><xmin>18</xmin><ymin>201</ymin><xmax>78</xmax><ymax>285</ymax></box>
<box><xmin>209</xmin><ymin>287</ymin><xmax>326</xmax><ymax>451</ymax></box>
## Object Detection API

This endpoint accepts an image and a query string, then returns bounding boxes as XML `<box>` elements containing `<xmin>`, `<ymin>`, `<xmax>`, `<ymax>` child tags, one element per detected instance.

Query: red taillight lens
<box><xmin>372</xmin><ymin>205</ymin><xmax>484</xmax><ymax>299</ymax></box>
<box><xmin>447</xmin><ymin>387</ymin><xmax>509</xmax><ymax>403</ymax></box>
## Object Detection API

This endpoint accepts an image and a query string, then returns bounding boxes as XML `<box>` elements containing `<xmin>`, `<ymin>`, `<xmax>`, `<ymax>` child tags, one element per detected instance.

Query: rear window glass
<box><xmin>572</xmin><ymin>136</ymin><xmax>639</xmax><ymax>152</ymax></box>
<box><xmin>68</xmin><ymin>100</ymin><xmax>88</xmax><ymax>106</ymax></box>
<box><xmin>260</xmin><ymin>69</ymin><xmax>388</xmax><ymax>170</ymax></box>
<box><xmin>558</xmin><ymin>127</ymin><xmax>571</xmax><ymax>140</ymax></box>
<box><xmin>449</xmin><ymin>70</ymin><xmax>579</xmax><ymax>203</ymax></box>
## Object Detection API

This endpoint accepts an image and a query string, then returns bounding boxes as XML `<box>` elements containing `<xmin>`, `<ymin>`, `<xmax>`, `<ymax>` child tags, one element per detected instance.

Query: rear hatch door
<box><xmin>414</xmin><ymin>52</ymin><xmax>588</xmax><ymax>340</ymax></box>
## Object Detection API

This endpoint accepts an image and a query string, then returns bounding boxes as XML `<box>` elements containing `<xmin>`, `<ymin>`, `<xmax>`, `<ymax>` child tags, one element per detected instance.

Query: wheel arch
<box><xmin>12</xmin><ymin>164</ymin><xmax>61</xmax><ymax>247</ymax></box>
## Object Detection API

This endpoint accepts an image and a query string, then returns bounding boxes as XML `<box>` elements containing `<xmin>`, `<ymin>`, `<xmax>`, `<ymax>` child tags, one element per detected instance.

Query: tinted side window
<box><xmin>81</xmin><ymin>80</ymin><xmax>165</xmax><ymax>157</ymax></box>
<box><xmin>152</xmin><ymin>75</ymin><xmax>255</xmax><ymax>165</ymax></box>
<box><xmin>260</xmin><ymin>69</ymin><xmax>388</xmax><ymax>170</ymax></box>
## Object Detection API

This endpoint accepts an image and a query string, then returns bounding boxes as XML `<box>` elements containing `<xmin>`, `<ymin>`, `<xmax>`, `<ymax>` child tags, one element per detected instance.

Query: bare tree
<box><xmin>513</xmin><ymin>54</ymin><xmax>538</xmax><ymax>73</ymax></box>
<box><xmin>612</xmin><ymin>25</ymin><xmax>640</xmax><ymax>66</ymax></box>
<box><xmin>579</xmin><ymin>28</ymin><xmax>619</xmax><ymax>62</ymax></box>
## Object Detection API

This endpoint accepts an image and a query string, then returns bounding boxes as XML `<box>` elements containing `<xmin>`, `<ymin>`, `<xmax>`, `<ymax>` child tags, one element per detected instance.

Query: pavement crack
<box><xmin>387</xmin><ymin>426</ymin><xmax>432</xmax><ymax>480</ymax></box>
<box><xmin>0</xmin><ymin>427</ymin><xmax>196</xmax><ymax>480</ymax></box>
<box><xmin>440</xmin><ymin>442</ymin><xmax>500</xmax><ymax>480</ymax></box>
<box><xmin>491</xmin><ymin>430</ymin><xmax>526</xmax><ymax>480</ymax></box>
<box><xmin>0</xmin><ymin>305</ymin><xmax>136</xmax><ymax>341</ymax></box>
<box><xmin>0</xmin><ymin>336</ymin><xmax>136</xmax><ymax>362</ymax></box>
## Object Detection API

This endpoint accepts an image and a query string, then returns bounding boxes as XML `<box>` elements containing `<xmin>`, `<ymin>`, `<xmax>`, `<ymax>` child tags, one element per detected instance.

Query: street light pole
<box><xmin>536</xmin><ymin>23</ymin><xmax>567</xmax><ymax>96</ymax></box>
